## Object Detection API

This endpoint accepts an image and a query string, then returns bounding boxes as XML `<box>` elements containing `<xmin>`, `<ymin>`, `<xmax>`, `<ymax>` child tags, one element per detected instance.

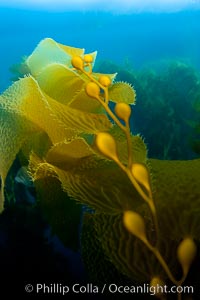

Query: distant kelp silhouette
<box><xmin>97</xmin><ymin>60</ymin><xmax>200</xmax><ymax>160</ymax></box>
<box><xmin>0</xmin><ymin>38</ymin><xmax>200</xmax><ymax>299</ymax></box>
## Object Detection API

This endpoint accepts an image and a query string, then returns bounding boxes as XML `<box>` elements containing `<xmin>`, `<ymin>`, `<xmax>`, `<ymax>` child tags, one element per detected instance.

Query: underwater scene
<box><xmin>0</xmin><ymin>0</ymin><xmax>200</xmax><ymax>299</ymax></box>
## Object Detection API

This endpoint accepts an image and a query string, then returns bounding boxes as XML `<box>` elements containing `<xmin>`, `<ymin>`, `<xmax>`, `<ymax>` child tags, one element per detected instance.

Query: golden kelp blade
<box><xmin>26</xmin><ymin>38</ymin><xmax>85</xmax><ymax>76</ymax></box>
<box><xmin>29</xmin><ymin>151</ymin><xmax>143</xmax><ymax>213</ymax></box>
<box><xmin>35</xmin><ymin>63</ymin><xmax>85</xmax><ymax>104</ymax></box>
<box><xmin>108</xmin><ymin>82</ymin><xmax>136</xmax><ymax>104</ymax></box>
<box><xmin>26</xmin><ymin>38</ymin><xmax>98</xmax><ymax>78</ymax></box>
<box><xmin>46</xmin><ymin>138</ymin><xmax>96</xmax><ymax>170</ymax></box>
<box><xmin>148</xmin><ymin>158</ymin><xmax>200</xmax><ymax>240</ymax></box>
<box><xmin>57</xmin><ymin>42</ymin><xmax>85</xmax><ymax>57</ymax></box>
<box><xmin>3</xmin><ymin>76</ymin><xmax>112</xmax><ymax>142</ymax></box>
<box><xmin>68</xmin><ymin>87</ymin><xmax>102</xmax><ymax>113</ymax></box>
<box><xmin>35</xmin><ymin>174</ymin><xmax>82</xmax><ymax>250</ymax></box>
<box><xmin>1</xmin><ymin>76</ymin><xmax>74</xmax><ymax>144</ymax></box>
<box><xmin>90</xmin><ymin>212</ymin><xmax>162</xmax><ymax>283</ymax></box>
<box><xmin>0</xmin><ymin>97</ymin><xmax>39</xmax><ymax>212</ymax></box>
<box><xmin>0</xmin><ymin>74</ymin><xmax>111</xmax><ymax>211</ymax></box>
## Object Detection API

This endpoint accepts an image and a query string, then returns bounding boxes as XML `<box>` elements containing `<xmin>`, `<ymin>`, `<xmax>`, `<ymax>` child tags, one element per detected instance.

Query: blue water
<box><xmin>0</xmin><ymin>8</ymin><xmax>200</xmax><ymax>92</ymax></box>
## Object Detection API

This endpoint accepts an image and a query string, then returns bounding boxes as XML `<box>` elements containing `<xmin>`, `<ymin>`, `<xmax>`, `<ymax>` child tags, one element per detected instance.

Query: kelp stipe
<box><xmin>71</xmin><ymin>53</ymin><xmax>199</xmax><ymax>299</ymax></box>
<box><xmin>0</xmin><ymin>38</ymin><xmax>200</xmax><ymax>299</ymax></box>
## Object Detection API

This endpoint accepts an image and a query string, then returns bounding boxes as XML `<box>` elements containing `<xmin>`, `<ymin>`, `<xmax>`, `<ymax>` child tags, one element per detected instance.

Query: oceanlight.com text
<box><xmin>24</xmin><ymin>283</ymin><xmax>194</xmax><ymax>296</ymax></box>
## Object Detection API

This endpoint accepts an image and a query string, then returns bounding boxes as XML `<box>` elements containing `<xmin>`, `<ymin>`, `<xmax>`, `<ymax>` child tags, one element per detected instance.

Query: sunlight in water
<box><xmin>0</xmin><ymin>0</ymin><xmax>199</xmax><ymax>13</ymax></box>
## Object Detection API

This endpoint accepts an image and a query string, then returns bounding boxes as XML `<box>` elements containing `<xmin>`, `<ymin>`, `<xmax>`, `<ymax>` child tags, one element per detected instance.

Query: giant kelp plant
<box><xmin>0</xmin><ymin>38</ymin><xmax>200</xmax><ymax>299</ymax></box>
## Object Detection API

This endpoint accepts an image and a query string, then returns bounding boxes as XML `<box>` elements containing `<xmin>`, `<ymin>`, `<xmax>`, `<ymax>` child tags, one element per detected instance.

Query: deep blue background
<box><xmin>0</xmin><ymin>8</ymin><xmax>200</xmax><ymax>92</ymax></box>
